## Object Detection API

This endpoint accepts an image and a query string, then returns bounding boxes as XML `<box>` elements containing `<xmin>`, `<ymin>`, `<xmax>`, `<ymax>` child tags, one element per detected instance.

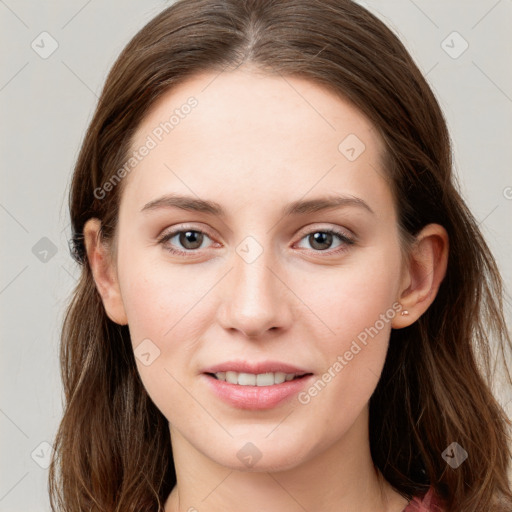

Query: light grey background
<box><xmin>1</xmin><ymin>1</ymin><xmax>511</xmax><ymax>510</ymax></box>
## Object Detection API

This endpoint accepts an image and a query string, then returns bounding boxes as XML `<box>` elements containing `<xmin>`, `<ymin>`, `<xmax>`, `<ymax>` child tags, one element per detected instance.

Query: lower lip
<box><xmin>202</xmin><ymin>373</ymin><xmax>313</xmax><ymax>410</ymax></box>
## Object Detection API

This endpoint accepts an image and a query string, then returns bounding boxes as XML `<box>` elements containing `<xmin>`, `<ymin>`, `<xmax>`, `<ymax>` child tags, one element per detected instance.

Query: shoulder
<box><xmin>403</xmin><ymin>487</ymin><xmax>444</xmax><ymax>512</ymax></box>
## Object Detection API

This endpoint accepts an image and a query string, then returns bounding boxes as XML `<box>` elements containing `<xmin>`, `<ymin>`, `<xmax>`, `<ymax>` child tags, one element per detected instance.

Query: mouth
<box><xmin>201</xmin><ymin>360</ymin><xmax>314</xmax><ymax>409</ymax></box>
<box><xmin>202</xmin><ymin>366</ymin><xmax>315</xmax><ymax>410</ymax></box>
<box><xmin>206</xmin><ymin>371</ymin><xmax>312</xmax><ymax>386</ymax></box>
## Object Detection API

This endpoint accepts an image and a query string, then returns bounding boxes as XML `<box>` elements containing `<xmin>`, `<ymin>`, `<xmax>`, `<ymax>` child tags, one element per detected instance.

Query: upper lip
<box><xmin>202</xmin><ymin>360</ymin><xmax>311</xmax><ymax>375</ymax></box>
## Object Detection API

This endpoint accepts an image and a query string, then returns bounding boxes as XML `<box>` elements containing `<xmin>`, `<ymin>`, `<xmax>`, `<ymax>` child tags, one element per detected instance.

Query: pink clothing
<box><xmin>403</xmin><ymin>487</ymin><xmax>444</xmax><ymax>511</ymax></box>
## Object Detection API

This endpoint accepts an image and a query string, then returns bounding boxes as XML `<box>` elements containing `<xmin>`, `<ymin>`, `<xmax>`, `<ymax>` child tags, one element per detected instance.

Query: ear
<box><xmin>83</xmin><ymin>218</ymin><xmax>128</xmax><ymax>326</ymax></box>
<box><xmin>392</xmin><ymin>223</ymin><xmax>449</xmax><ymax>328</ymax></box>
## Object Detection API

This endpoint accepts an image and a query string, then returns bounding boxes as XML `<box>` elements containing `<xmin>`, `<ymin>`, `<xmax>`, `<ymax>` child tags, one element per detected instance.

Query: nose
<box><xmin>216</xmin><ymin>248</ymin><xmax>293</xmax><ymax>339</ymax></box>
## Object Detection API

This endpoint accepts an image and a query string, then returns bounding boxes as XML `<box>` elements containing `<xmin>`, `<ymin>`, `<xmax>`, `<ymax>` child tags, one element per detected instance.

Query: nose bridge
<box><xmin>218</xmin><ymin>234</ymin><xmax>291</xmax><ymax>337</ymax></box>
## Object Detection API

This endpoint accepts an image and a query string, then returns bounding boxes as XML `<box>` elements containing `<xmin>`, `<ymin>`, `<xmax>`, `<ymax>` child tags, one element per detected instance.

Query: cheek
<box><xmin>301</xmin><ymin>241</ymin><xmax>402</xmax><ymax>341</ymax></box>
<box><xmin>118</xmin><ymin>258</ymin><xmax>207</xmax><ymax>421</ymax></box>
<box><xmin>294</xmin><ymin>250</ymin><xmax>401</xmax><ymax>425</ymax></box>
<box><xmin>119</xmin><ymin>246</ymin><xmax>208</xmax><ymax>342</ymax></box>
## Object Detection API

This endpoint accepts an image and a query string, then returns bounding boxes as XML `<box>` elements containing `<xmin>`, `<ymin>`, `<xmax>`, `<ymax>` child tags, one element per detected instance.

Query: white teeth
<box><xmin>256</xmin><ymin>372</ymin><xmax>274</xmax><ymax>386</ymax></box>
<box><xmin>238</xmin><ymin>372</ymin><xmax>256</xmax><ymax>385</ymax></box>
<box><xmin>225</xmin><ymin>371</ymin><xmax>238</xmax><ymax>384</ymax></box>
<box><xmin>214</xmin><ymin>371</ymin><xmax>300</xmax><ymax>386</ymax></box>
<box><xmin>274</xmin><ymin>372</ymin><xmax>286</xmax><ymax>384</ymax></box>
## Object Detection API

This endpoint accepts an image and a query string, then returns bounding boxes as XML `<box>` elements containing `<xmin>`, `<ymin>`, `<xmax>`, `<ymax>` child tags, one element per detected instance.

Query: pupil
<box><xmin>180</xmin><ymin>230</ymin><xmax>203</xmax><ymax>249</ymax></box>
<box><xmin>310</xmin><ymin>232</ymin><xmax>332</xmax><ymax>250</ymax></box>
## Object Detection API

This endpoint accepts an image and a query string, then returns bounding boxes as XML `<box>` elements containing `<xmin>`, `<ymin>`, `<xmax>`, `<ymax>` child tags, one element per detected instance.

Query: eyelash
<box><xmin>157</xmin><ymin>225</ymin><xmax>356</xmax><ymax>258</ymax></box>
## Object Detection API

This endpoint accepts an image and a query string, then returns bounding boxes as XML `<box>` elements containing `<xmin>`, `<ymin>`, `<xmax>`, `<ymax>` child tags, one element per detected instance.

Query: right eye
<box><xmin>157</xmin><ymin>227</ymin><xmax>216</xmax><ymax>256</ymax></box>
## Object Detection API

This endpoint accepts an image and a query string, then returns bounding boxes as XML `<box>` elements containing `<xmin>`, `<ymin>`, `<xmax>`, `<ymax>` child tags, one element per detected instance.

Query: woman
<box><xmin>50</xmin><ymin>1</ymin><xmax>512</xmax><ymax>511</ymax></box>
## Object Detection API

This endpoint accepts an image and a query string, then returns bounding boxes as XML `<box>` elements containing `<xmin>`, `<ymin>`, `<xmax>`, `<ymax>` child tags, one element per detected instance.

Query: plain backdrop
<box><xmin>1</xmin><ymin>1</ymin><xmax>511</xmax><ymax>510</ymax></box>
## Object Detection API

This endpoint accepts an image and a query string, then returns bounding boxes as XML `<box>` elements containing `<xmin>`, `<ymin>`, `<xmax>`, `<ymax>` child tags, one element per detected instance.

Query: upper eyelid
<box><xmin>295</xmin><ymin>223</ymin><xmax>354</xmax><ymax>238</ymax></box>
<box><xmin>159</xmin><ymin>224</ymin><xmax>216</xmax><ymax>241</ymax></box>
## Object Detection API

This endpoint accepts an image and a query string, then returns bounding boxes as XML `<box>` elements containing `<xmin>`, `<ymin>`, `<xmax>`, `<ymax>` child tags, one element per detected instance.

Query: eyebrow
<box><xmin>140</xmin><ymin>193</ymin><xmax>375</xmax><ymax>217</ymax></box>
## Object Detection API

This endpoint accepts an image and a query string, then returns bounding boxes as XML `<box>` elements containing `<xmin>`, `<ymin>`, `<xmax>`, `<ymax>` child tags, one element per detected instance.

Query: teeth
<box><xmin>215</xmin><ymin>371</ymin><xmax>300</xmax><ymax>386</ymax></box>
<box><xmin>238</xmin><ymin>372</ymin><xmax>256</xmax><ymax>385</ymax></box>
<box><xmin>257</xmin><ymin>372</ymin><xmax>276</xmax><ymax>386</ymax></box>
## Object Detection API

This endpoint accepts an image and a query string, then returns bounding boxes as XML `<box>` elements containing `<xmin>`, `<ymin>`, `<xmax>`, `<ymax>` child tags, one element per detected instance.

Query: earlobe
<box><xmin>392</xmin><ymin>223</ymin><xmax>449</xmax><ymax>329</ymax></box>
<box><xmin>83</xmin><ymin>218</ymin><xmax>128</xmax><ymax>326</ymax></box>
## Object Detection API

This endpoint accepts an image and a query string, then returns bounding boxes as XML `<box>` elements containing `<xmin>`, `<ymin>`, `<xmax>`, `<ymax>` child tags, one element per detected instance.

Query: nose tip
<box><xmin>217</xmin><ymin>258</ymin><xmax>292</xmax><ymax>340</ymax></box>
<box><xmin>223</xmin><ymin>296</ymin><xmax>283</xmax><ymax>339</ymax></box>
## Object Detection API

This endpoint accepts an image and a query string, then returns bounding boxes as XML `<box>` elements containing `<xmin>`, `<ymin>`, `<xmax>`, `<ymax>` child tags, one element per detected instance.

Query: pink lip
<box><xmin>202</xmin><ymin>374</ymin><xmax>313</xmax><ymax>410</ymax></box>
<box><xmin>202</xmin><ymin>360</ymin><xmax>310</xmax><ymax>375</ymax></box>
<box><xmin>201</xmin><ymin>360</ymin><xmax>313</xmax><ymax>410</ymax></box>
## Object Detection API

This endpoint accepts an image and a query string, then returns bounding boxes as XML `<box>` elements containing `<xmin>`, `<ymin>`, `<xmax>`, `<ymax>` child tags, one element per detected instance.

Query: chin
<box><xmin>200</xmin><ymin>432</ymin><xmax>317</xmax><ymax>473</ymax></box>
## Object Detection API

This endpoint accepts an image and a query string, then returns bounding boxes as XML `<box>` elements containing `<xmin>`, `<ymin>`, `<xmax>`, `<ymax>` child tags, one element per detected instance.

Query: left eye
<box><xmin>295</xmin><ymin>229</ymin><xmax>354</xmax><ymax>252</ymax></box>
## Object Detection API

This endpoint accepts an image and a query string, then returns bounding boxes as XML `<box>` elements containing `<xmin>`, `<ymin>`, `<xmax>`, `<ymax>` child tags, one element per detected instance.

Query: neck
<box><xmin>164</xmin><ymin>408</ymin><xmax>408</xmax><ymax>512</ymax></box>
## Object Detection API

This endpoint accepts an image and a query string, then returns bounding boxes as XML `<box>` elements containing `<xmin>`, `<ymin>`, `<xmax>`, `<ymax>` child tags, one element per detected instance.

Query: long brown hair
<box><xmin>49</xmin><ymin>1</ymin><xmax>512</xmax><ymax>510</ymax></box>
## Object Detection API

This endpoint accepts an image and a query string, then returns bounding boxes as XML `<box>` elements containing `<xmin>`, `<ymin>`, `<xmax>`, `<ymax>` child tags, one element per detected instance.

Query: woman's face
<box><xmin>113</xmin><ymin>67</ymin><xmax>407</xmax><ymax>471</ymax></box>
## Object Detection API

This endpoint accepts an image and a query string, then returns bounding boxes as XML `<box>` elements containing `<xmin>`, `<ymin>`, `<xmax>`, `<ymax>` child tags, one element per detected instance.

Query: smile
<box><xmin>203</xmin><ymin>372</ymin><xmax>314</xmax><ymax>410</ymax></box>
<box><xmin>210</xmin><ymin>371</ymin><xmax>308</xmax><ymax>386</ymax></box>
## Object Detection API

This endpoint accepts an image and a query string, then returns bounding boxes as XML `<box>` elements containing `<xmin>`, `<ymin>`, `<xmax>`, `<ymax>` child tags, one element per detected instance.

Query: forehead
<box><xmin>121</xmin><ymin>67</ymin><xmax>391</xmax><ymax>217</ymax></box>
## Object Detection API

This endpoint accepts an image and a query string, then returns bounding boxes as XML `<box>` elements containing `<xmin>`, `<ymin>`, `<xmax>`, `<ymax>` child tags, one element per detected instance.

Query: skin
<box><xmin>84</xmin><ymin>66</ymin><xmax>448</xmax><ymax>512</ymax></box>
